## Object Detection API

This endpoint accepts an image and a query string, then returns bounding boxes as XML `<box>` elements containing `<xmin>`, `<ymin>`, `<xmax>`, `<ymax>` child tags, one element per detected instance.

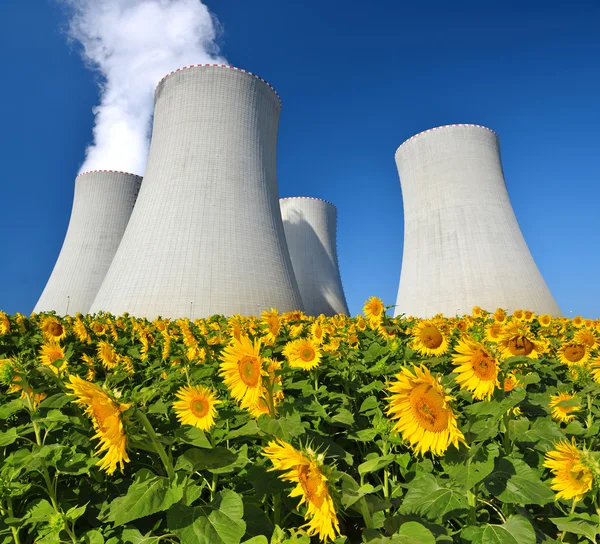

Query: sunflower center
<box><xmin>471</xmin><ymin>350</ymin><xmax>496</xmax><ymax>380</ymax></box>
<box><xmin>409</xmin><ymin>383</ymin><xmax>449</xmax><ymax>432</ymax></box>
<box><xmin>190</xmin><ymin>398</ymin><xmax>209</xmax><ymax>418</ymax></box>
<box><xmin>420</xmin><ymin>326</ymin><xmax>443</xmax><ymax>349</ymax></box>
<box><xmin>298</xmin><ymin>464</ymin><xmax>324</xmax><ymax>508</ymax></box>
<box><xmin>564</xmin><ymin>344</ymin><xmax>585</xmax><ymax>362</ymax></box>
<box><xmin>47</xmin><ymin>349</ymin><xmax>63</xmax><ymax>363</ymax></box>
<box><xmin>48</xmin><ymin>323</ymin><xmax>64</xmax><ymax>337</ymax></box>
<box><xmin>300</xmin><ymin>347</ymin><xmax>315</xmax><ymax>362</ymax></box>
<box><xmin>238</xmin><ymin>356</ymin><xmax>260</xmax><ymax>387</ymax></box>
<box><xmin>507</xmin><ymin>336</ymin><xmax>534</xmax><ymax>356</ymax></box>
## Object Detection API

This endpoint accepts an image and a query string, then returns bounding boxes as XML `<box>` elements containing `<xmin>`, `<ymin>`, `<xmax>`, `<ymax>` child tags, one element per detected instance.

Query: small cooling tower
<box><xmin>280</xmin><ymin>197</ymin><xmax>349</xmax><ymax>316</ymax></box>
<box><xmin>34</xmin><ymin>170</ymin><xmax>142</xmax><ymax>315</ymax></box>
<box><xmin>394</xmin><ymin>124</ymin><xmax>561</xmax><ymax>317</ymax></box>
<box><xmin>90</xmin><ymin>65</ymin><xmax>303</xmax><ymax>319</ymax></box>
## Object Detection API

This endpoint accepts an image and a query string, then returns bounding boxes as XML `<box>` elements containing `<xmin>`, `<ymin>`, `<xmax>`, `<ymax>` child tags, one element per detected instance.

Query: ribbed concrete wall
<box><xmin>280</xmin><ymin>197</ymin><xmax>349</xmax><ymax>316</ymax></box>
<box><xmin>90</xmin><ymin>65</ymin><xmax>303</xmax><ymax>319</ymax></box>
<box><xmin>34</xmin><ymin>170</ymin><xmax>142</xmax><ymax>315</ymax></box>
<box><xmin>394</xmin><ymin>124</ymin><xmax>561</xmax><ymax>317</ymax></box>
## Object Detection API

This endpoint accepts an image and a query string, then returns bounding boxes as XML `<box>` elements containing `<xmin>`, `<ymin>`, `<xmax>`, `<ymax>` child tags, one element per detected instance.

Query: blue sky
<box><xmin>1</xmin><ymin>0</ymin><xmax>599</xmax><ymax>317</ymax></box>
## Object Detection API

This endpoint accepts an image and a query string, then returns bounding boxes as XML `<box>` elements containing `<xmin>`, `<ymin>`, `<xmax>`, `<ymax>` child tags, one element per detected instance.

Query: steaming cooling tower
<box><xmin>280</xmin><ymin>197</ymin><xmax>349</xmax><ymax>316</ymax></box>
<box><xmin>90</xmin><ymin>65</ymin><xmax>303</xmax><ymax>319</ymax></box>
<box><xmin>34</xmin><ymin>170</ymin><xmax>142</xmax><ymax>315</ymax></box>
<box><xmin>394</xmin><ymin>124</ymin><xmax>561</xmax><ymax>317</ymax></box>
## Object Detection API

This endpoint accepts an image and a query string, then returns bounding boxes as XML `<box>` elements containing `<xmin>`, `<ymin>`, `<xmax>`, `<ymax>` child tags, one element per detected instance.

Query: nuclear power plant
<box><xmin>393</xmin><ymin>124</ymin><xmax>561</xmax><ymax>318</ymax></box>
<box><xmin>280</xmin><ymin>197</ymin><xmax>349</xmax><ymax>316</ymax></box>
<box><xmin>33</xmin><ymin>64</ymin><xmax>561</xmax><ymax>319</ymax></box>
<box><xmin>34</xmin><ymin>170</ymin><xmax>142</xmax><ymax>315</ymax></box>
<box><xmin>88</xmin><ymin>65</ymin><xmax>303</xmax><ymax>319</ymax></box>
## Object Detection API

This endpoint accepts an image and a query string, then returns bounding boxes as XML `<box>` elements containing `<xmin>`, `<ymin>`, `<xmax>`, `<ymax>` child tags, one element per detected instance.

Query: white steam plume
<box><xmin>63</xmin><ymin>0</ymin><xmax>226</xmax><ymax>175</ymax></box>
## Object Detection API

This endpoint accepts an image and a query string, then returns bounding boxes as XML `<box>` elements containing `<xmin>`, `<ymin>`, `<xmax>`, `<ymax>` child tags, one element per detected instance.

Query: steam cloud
<box><xmin>62</xmin><ymin>0</ymin><xmax>226</xmax><ymax>175</ymax></box>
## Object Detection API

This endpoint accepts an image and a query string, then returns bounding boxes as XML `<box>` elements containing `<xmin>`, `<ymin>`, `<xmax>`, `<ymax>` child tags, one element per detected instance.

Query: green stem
<box><xmin>586</xmin><ymin>393</ymin><xmax>593</xmax><ymax>429</ymax></box>
<box><xmin>135</xmin><ymin>409</ymin><xmax>175</xmax><ymax>479</ymax></box>
<box><xmin>382</xmin><ymin>441</ymin><xmax>390</xmax><ymax>501</ymax></box>
<box><xmin>502</xmin><ymin>412</ymin><xmax>512</xmax><ymax>455</ymax></box>
<box><xmin>210</xmin><ymin>474</ymin><xmax>218</xmax><ymax>502</ymax></box>
<box><xmin>6</xmin><ymin>499</ymin><xmax>21</xmax><ymax>544</ymax></box>
<box><xmin>273</xmin><ymin>492</ymin><xmax>281</xmax><ymax>528</ymax></box>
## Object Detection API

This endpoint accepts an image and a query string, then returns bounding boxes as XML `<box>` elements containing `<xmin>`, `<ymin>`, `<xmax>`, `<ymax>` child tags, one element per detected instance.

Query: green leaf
<box><xmin>331</xmin><ymin>408</ymin><xmax>355</xmax><ymax>426</ymax></box>
<box><xmin>348</xmin><ymin>428</ymin><xmax>378</xmax><ymax>442</ymax></box>
<box><xmin>225</xmin><ymin>420</ymin><xmax>263</xmax><ymax>440</ymax></box>
<box><xmin>82</xmin><ymin>529</ymin><xmax>105</xmax><ymax>544</ymax></box>
<box><xmin>23</xmin><ymin>499</ymin><xmax>55</xmax><ymax>526</ymax></box>
<box><xmin>394</xmin><ymin>521</ymin><xmax>436</xmax><ymax>544</ymax></box>
<box><xmin>358</xmin><ymin>454</ymin><xmax>395</xmax><ymax>477</ymax></box>
<box><xmin>550</xmin><ymin>516</ymin><xmax>599</xmax><ymax>542</ymax></box>
<box><xmin>398</xmin><ymin>474</ymin><xmax>467</xmax><ymax>521</ymax></box>
<box><xmin>243</xmin><ymin>538</ymin><xmax>268</xmax><ymax>544</ymax></box>
<box><xmin>121</xmin><ymin>528</ymin><xmax>160</xmax><ymax>544</ymax></box>
<box><xmin>258</xmin><ymin>414</ymin><xmax>306</xmax><ymax>441</ymax></box>
<box><xmin>517</xmin><ymin>418</ymin><xmax>564</xmax><ymax>452</ymax></box>
<box><xmin>442</xmin><ymin>443</ymin><xmax>499</xmax><ymax>490</ymax></box>
<box><xmin>0</xmin><ymin>398</ymin><xmax>25</xmax><ymax>419</ymax></box>
<box><xmin>106</xmin><ymin>469</ymin><xmax>185</xmax><ymax>526</ymax></box>
<box><xmin>177</xmin><ymin>447</ymin><xmax>238</xmax><ymax>473</ymax></box>
<box><xmin>174</xmin><ymin>426</ymin><xmax>213</xmax><ymax>448</ymax></box>
<box><xmin>484</xmin><ymin>457</ymin><xmax>554</xmax><ymax>505</ymax></box>
<box><xmin>167</xmin><ymin>489</ymin><xmax>246</xmax><ymax>544</ymax></box>
<box><xmin>359</xmin><ymin>396</ymin><xmax>380</xmax><ymax>413</ymax></box>
<box><xmin>466</xmin><ymin>515</ymin><xmax>536</xmax><ymax>544</ymax></box>
<box><xmin>0</xmin><ymin>428</ymin><xmax>18</xmax><ymax>447</ymax></box>
<box><xmin>65</xmin><ymin>503</ymin><xmax>87</xmax><ymax>522</ymax></box>
<box><xmin>39</xmin><ymin>394</ymin><xmax>72</xmax><ymax>409</ymax></box>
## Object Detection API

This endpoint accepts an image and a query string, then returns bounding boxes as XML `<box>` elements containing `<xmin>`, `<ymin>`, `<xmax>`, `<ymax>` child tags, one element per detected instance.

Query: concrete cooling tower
<box><xmin>394</xmin><ymin>124</ymin><xmax>561</xmax><ymax>318</ymax></box>
<box><xmin>280</xmin><ymin>197</ymin><xmax>349</xmax><ymax>316</ymax></box>
<box><xmin>34</xmin><ymin>170</ymin><xmax>142</xmax><ymax>315</ymax></box>
<box><xmin>90</xmin><ymin>64</ymin><xmax>303</xmax><ymax>319</ymax></box>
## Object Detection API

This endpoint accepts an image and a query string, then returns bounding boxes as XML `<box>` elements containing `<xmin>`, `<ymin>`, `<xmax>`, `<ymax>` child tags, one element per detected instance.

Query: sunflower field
<box><xmin>1</xmin><ymin>300</ymin><xmax>600</xmax><ymax>544</ymax></box>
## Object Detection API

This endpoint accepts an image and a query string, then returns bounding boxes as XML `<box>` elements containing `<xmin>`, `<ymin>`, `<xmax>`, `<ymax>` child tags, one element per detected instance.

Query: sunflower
<box><xmin>549</xmin><ymin>392</ymin><xmax>580</xmax><ymax>423</ymax></box>
<box><xmin>262</xmin><ymin>440</ymin><xmax>340</xmax><ymax>542</ymax></box>
<box><xmin>557</xmin><ymin>342</ymin><xmax>590</xmax><ymax>366</ymax></box>
<box><xmin>244</xmin><ymin>358</ymin><xmax>284</xmax><ymax>418</ymax></box>
<box><xmin>283</xmin><ymin>338</ymin><xmax>322</xmax><ymax>370</ymax></box>
<box><xmin>543</xmin><ymin>439</ymin><xmax>593</xmax><ymax>503</ymax></box>
<box><xmin>484</xmin><ymin>323</ymin><xmax>503</xmax><ymax>343</ymax></box>
<box><xmin>411</xmin><ymin>320</ymin><xmax>449</xmax><ymax>357</ymax></box>
<box><xmin>497</xmin><ymin>322</ymin><xmax>546</xmax><ymax>360</ymax></box>
<box><xmin>97</xmin><ymin>341</ymin><xmax>119</xmax><ymax>370</ymax></box>
<box><xmin>590</xmin><ymin>359</ymin><xmax>600</xmax><ymax>384</ymax></box>
<box><xmin>386</xmin><ymin>365</ymin><xmax>465</xmax><ymax>456</ymax></box>
<box><xmin>493</xmin><ymin>308</ymin><xmax>507</xmax><ymax>324</ymax></box>
<box><xmin>522</xmin><ymin>310</ymin><xmax>535</xmax><ymax>323</ymax></box>
<box><xmin>219</xmin><ymin>335</ymin><xmax>264</xmax><ymax>406</ymax></box>
<box><xmin>89</xmin><ymin>321</ymin><xmax>108</xmax><ymax>336</ymax></box>
<box><xmin>538</xmin><ymin>314</ymin><xmax>552</xmax><ymax>327</ymax></box>
<box><xmin>0</xmin><ymin>312</ymin><xmax>10</xmax><ymax>335</ymax></box>
<box><xmin>173</xmin><ymin>385</ymin><xmax>220</xmax><ymax>431</ymax></box>
<box><xmin>289</xmin><ymin>323</ymin><xmax>305</xmax><ymax>338</ymax></box>
<box><xmin>503</xmin><ymin>373</ymin><xmax>520</xmax><ymax>392</ymax></box>
<box><xmin>311</xmin><ymin>321</ymin><xmax>326</xmax><ymax>345</ymax></box>
<box><xmin>39</xmin><ymin>342</ymin><xmax>67</xmax><ymax>374</ymax></box>
<box><xmin>363</xmin><ymin>296</ymin><xmax>384</xmax><ymax>327</ymax></box>
<box><xmin>574</xmin><ymin>328</ymin><xmax>597</xmax><ymax>349</ymax></box>
<box><xmin>66</xmin><ymin>375</ymin><xmax>130</xmax><ymax>475</ymax></box>
<box><xmin>40</xmin><ymin>316</ymin><xmax>67</xmax><ymax>342</ymax></box>
<box><xmin>572</xmin><ymin>316</ymin><xmax>584</xmax><ymax>328</ymax></box>
<box><xmin>471</xmin><ymin>306</ymin><xmax>483</xmax><ymax>318</ymax></box>
<box><xmin>452</xmin><ymin>337</ymin><xmax>498</xmax><ymax>400</ymax></box>
<box><xmin>260</xmin><ymin>309</ymin><xmax>280</xmax><ymax>345</ymax></box>
<box><xmin>73</xmin><ymin>319</ymin><xmax>91</xmax><ymax>343</ymax></box>
<box><xmin>356</xmin><ymin>315</ymin><xmax>367</xmax><ymax>332</ymax></box>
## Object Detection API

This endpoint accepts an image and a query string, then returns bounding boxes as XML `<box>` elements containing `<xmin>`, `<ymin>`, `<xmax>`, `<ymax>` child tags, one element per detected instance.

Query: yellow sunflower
<box><xmin>38</xmin><ymin>342</ymin><xmax>67</xmax><ymax>374</ymax></box>
<box><xmin>363</xmin><ymin>296</ymin><xmax>384</xmax><ymax>327</ymax></box>
<box><xmin>289</xmin><ymin>323</ymin><xmax>305</xmax><ymax>339</ymax></box>
<box><xmin>0</xmin><ymin>312</ymin><xmax>10</xmax><ymax>335</ymax></box>
<box><xmin>549</xmin><ymin>392</ymin><xmax>580</xmax><ymax>423</ymax></box>
<box><xmin>66</xmin><ymin>375</ymin><xmax>130</xmax><ymax>475</ymax></box>
<box><xmin>219</xmin><ymin>335</ymin><xmax>264</xmax><ymax>406</ymax></box>
<box><xmin>411</xmin><ymin>320</ymin><xmax>449</xmax><ymax>357</ymax></box>
<box><xmin>572</xmin><ymin>316</ymin><xmax>584</xmax><ymax>328</ymax></box>
<box><xmin>543</xmin><ymin>439</ymin><xmax>593</xmax><ymax>503</ymax></box>
<box><xmin>503</xmin><ymin>373</ymin><xmax>521</xmax><ymax>392</ymax></box>
<box><xmin>283</xmin><ymin>338</ymin><xmax>322</xmax><ymax>370</ymax></box>
<box><xmin>557</xmin><ymin>342</ymin><xmax>590</xmax><ymax>367</ymax></box>
<box><xmin>471</xmin><ymin>306</ymin><xmax>483</xmax><ymax>318</ymax></box>
<box><xmin>244</xmin><ymin>358</ymin><xmax>284</xmax><ymax>418</ymax></box>
<box><xmin>493</xmin><ymin>308</ymin><xmax>507</xmax><ymax>324</ymax></box>
<box><xmin>574</xmin><ymin>329</ymin><xmax>597</xmax><ymax>349</ymax></box>
<box><xmin>497</xmin><ymin>322</ymin><xmax>546</xmax><ymax>360</ymax></box>
<box><xmin>262</xmin><ymin>440</ymin><xmax>340</xmax><ymax>542</ymax></box>
<box><xmin>452</xmin><ymin>337</ymin><xmax>499</xmax><ymax>400</ymax></box>
<box><xmin>40</xmin><ymin>316</ymin><xmax>67</xmax><ymax>342</ymax></box>
<box><xmin>538</xmin><ymin>314</ymin><xmax>552</xmax><ymax>327</ymax></box>
<box><xmin>311</xmin><ymin>321</ymin><xmax>326</xmax><ymax>345</ymax></box>
<box><xmin>173</xmin><ymin>385</ymin><xmax>220</xmax><ymax>431</ymax></box>
<box><xmin>73</xmin><ymin>319</ymin><xmax>91</xmax><ymax>343</ymax></box>
<box><xmin>386</xmin><ymin>365</ymin><xmax>465</xmax><ymax>456</ymax></box>
<box><xmin>484</xmin><ymin>322</ymin><xmax>503</xmax><ymax>343</ymax></box>
<box><xmin>589</xmin><ymin>359</ymin><xmax>600</xmax><ymax>384</ymax></box>
<box><xmin>261</xmin><ymin>309</ymin><xmax>281</xmax><ymax>345</ymax></box>
<box><xmin>89</xmin><ymin>321</ymin><xmax>108</xmax><ymax>336</ymax></box>
<box><xmin>522</xmin><ymin>310</ymin><xmax>535</xmax><ymax>323</ymax></box>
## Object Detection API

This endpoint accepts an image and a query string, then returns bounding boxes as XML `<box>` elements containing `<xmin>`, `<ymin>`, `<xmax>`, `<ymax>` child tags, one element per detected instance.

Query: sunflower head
<box><xmin>261</xmin><ymin>309</ymin><xmax>280</xmax><ymax>345</ymax></box>
<box><xmin>549</xmin><ymin>392</ymin><xmax>581</xmax><ymax>423</ymax></box>
<box><xmin>39</xmin><ymin>342</ymin><xmax>67</xmax><ymax>375</ymax></box>
<box><xmin>452</xmin><ymin>337</ymin><xmax>498</xmax><ymax>400</ymax></box>
<box><xmin>0</xmin><ymin>312</ymin><xmax>11</xmax><ymax>335</ymax></box>
<box><xmin>544</xmin><ymin>439</ymin><xmax>594</xmax><ymax>503</ymax></box>
<box><xmin>386</xmin><ymin>365</ymin><xmax>465</xmax><ymax>456</ymax></box>
<box><xmin>262</xmin><ymin>439</ymin><xmax>340</xmax><ymax>542</ymax></box>
<box><xmin>498</xmin><ymin>322</ymin><xmax>546</xmax><ymax>360</ymax></box>
<box><xmin>363</xmin><ymin>296</ymin><xmax>384</xmax><ymax>327</ymax></box>
<box><xmin>219</xmin><ymin>335</ymin><xmax>265</xmax><ymax>406</ymax></box>
<box><xmin>412</xmin><ymin>320</ymin><xmax>449</xmax><ymax>357</ymax></box>
<box><xmin>557</xmin><ymin>342</ymin><xmax>589</xmax><ymax>367</ymax></box>
<box><xmin>173</xmin><ymin>385</ymin><xmax>220</xmax><ymax>431</ymax></box>
<box><xmin>283</xmin><ymin>338</ymin><xmax>322</xmax><ymax>371</ymax></box>
<box><xmin>40</xmin><ymin>316</ymin><xmax>67</xmax><ymax>342</ymax></box>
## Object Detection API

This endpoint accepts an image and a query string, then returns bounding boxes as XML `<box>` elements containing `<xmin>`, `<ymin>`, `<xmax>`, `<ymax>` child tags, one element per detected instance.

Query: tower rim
<box><xmin>395</xmin><ymin>124</ymin><xmax>498</xmax><ymax>156</ymax></box>
<box><xmin>280</xmin><ymin>196</ymin><xmax>336</xmax><ymax>208</ymax></box>
<box><xmin>76</xmin><ymin>169</ymin><xmax>142</xmax><ymax>179</ymax></box>
<box><xmin>155</xmin><ymin>64</ymin><xmax>281</xmax><ymax>107</ymax></box>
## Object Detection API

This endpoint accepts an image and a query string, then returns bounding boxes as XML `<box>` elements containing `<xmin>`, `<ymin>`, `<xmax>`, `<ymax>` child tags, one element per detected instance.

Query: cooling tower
<box><xmin>90</xmin><ymin>64</ymin><xmax>303</xmax><ymax>319</ymax></box>
<box><xmin>34</xmin><ymin>170</ymin><xmax>142</xmax><ymax>315</ymax></box>
<box><xmin>394</xmin><ymin>124</ymin><xmax>561</xmax><ymax>318</ymax></box>
<box><xmin>280</xmin><ymin>197</ymin><xmax>349</xmax><ymax>316</ymax></box>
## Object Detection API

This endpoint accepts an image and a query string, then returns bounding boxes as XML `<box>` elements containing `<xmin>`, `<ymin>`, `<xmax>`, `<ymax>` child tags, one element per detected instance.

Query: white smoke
<box><xmin>62</xmin><ymin>0</ymin><xmax>226</xmax><ymax>175</ymax></box>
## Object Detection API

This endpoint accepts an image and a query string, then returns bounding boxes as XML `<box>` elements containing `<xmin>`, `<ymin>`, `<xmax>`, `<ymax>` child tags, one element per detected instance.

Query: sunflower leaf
<box><xmin>549</xmin><ymin>516</ymin><xmax>599</xmax><ymax>542</ymax></box>
<box><xmin>167</xmin><ymin>489</ymin><xmax>246</xmax><ymax>544</ymax></box>
<box><xmin>398</xmin><ymin>474</ymin><xmax>468</xmax><ymax>521</ymax></box>
<box><xmin>441</xmin><ymin>443</ymin><xmax>499</xmax><ymax>490</ymax></box>
<box><xmin>460</xmin><ymin>515</ymin><xmax>536</xmax><ymax>544</ymax></box>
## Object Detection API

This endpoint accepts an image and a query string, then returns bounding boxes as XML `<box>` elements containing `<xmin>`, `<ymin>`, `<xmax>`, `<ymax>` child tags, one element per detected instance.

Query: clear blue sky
<box><xmin>1</xmin><ymin>0</ymin><xmax>599</xmax><ymax>317</ymax></box>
